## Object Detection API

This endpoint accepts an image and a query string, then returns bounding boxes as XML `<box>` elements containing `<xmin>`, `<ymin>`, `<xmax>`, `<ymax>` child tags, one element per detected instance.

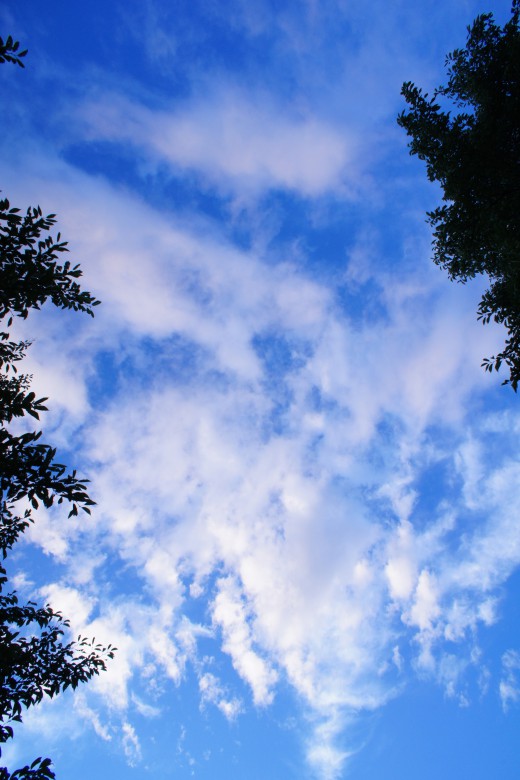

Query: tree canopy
<box><xmin>398</xmin><ymin>0</ymin><xmax>520</xmax><ymax>389</ymax></box>
<box><xmin>1</xmin><ymin>39</ymin><xmax>113</xmax><ymax>780</ymax></box>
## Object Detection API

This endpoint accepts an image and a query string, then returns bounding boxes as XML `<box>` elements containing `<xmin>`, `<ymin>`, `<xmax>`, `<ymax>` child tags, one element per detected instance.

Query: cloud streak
<box><xmin>6</xmin><ymin>148</ymin><xmax>519</xmax><ymax>777</ymax></box>
<box><xmin>77</xmin><ymin>87</ymin><xmax>356</xmax><ymax>197</ymax></box>
<box><xmin>2</xmin><ymin>2</ymin><xmax>519</xmax><ymax>772</ymax></box>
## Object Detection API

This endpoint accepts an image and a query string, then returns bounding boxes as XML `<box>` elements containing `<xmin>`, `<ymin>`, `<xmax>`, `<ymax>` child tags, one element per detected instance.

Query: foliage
<box><xmin>0</xmin><ymin>201</ymin><xmax>100</xmax><ymax>322</ymax></box>
<box><xmin>1</xmin><ymin>38</ymin><xmax>113</xmax><ymax>780</ymax></box>
<box><xmin>0</xmin><ymin>37</ymin><xmax>27</xmax><ymax>69</ymax></box>
<box><xmin>398</xmin><ymin>1</ymin><xmax>520</xmax><ymax>389</ymax></box>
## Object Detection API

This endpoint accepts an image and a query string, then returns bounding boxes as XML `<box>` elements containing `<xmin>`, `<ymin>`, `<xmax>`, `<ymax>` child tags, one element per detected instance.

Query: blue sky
<box><xmin>1</xmin><ymin>0</ymin><xmax>520</xmax><ymax>778</ymax></box>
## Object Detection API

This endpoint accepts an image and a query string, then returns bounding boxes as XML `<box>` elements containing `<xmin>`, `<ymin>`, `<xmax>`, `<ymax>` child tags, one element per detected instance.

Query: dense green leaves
<box><xmin>398</xmin><ymin>0</ymin><xmax>520</xmax><ymax>389</ymax></box>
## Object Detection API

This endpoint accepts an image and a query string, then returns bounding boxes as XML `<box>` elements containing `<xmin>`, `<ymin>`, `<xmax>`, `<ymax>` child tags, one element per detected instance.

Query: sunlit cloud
<box><xmin>4</xmin><ymin>144</ymin><xmax>519</xmax><ymax>776</ymax></box>
<box><xmin>2</xmin><ymin>1</ymin><xmax>520</xmax><ymax>777</ymax></box>
<box><xmin>77</xmin><ymin>88</ymin><xmax>356</xmax><ymax>197</ymax></box>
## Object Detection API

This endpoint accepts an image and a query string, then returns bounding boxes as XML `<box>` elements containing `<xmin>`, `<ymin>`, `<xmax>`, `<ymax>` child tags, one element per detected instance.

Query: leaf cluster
<box><xmin>398</xmin><ymin>1</ymin><xmax>520</xmax><ymax>389</ymax></box>
<box><xmin>0</xmin><ymin>37</ymin><xmax>27</xmax><ymax>69</ymax></box>
<box><xmin>0</xmin><ymin>220</ymin><xmax>108</xmax><ymax>775</ymax></box>
<box><xmin>0</xmin><ymin>574</ymin><xmax>115</xmax><ymax>744</ymax></box>
<box><xmin>0</xmin><ymin>46</ymin><xmax>111</xmax><ymax>777</ymax></box>
<box><xmin>0</xmin><ymin>197</ymin><xmax>100</xmax><ymax>531</ymax></box>
<box><xmin>0</xmin><ymin>757</ymin><xmax>54</xmax><ymax>780</ymax></box>
<box><xmin>0</xmin><ymin>199</ymin><xmax>100</xmax><ymax>321</ymax></box>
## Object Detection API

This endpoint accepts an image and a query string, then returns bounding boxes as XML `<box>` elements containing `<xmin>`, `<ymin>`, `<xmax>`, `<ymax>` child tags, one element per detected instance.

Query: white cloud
<box><xmin>3</xmin><ymin>145</ymin><xmax>520</xmax><ymax>780</ymax></box>
<box><xmin>39</xmin><ymin>583</ymin><xmax>96</xmax><ymax>629</ymax></box>
<box><xmin>4</xmin><ymin>1</ymin><xmax>520</xmax><ymax>777</ymax></box>
<box><xmin>500</xmin><ymin>650</ymin><xmax>520</xmax><ymax>712</ymax></box>
<box><xmin>131</xmin><ymin>694</ymin><xmax>161</xmax><ymax>719</ymax></box>
<box><xmin>386</xmin><ymin>556</ymin><xmax>416</xmax><ymax>601</ymax></box>
<box><xmin>198</xmin><ymin>672</ymin><xmax>243</xmax><ymax>720</ymax></box>
<box><xmin>78</xmin><ymin>87</ymin><xmax>355</xmax><ymax>197</ymax></box>
<box><xmin>74</xmin><ymin>692</ymin><xmax>113</xmax><ymax>741</ymax></box>
<box><xmin>212</xmin><ymin>576</ymin><xmax>278</xmax><ymax>706</ymax></box>
<box><xmin>121</xmin><ymin>721</ymin><xmax>142</xmax><ymax>766</ymax></box>
<box><xmin>306</xmin><ymin>711</ymin><xmax>355</xmax><ymax>780</ymax></box>
<box><xmin>407</xmin><ymin>570</ymin><xmax>441</xmax><ymax>632</ymax></box>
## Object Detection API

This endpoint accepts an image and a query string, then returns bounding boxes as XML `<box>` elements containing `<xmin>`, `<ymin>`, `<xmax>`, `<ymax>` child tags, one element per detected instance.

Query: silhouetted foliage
<box><xmin>1</xmin><ymin>40</ymin><xmax>113</xmax><ymax>780</ymax></box>
<box><xmin>0</xmin><ymin>37</ymin><xmax>27</xmax><ymax>69</ymax></box>
<box><xmin>398</xmin><ymin>1</ymin><xmax>520</xmax><ymax>389</ymax></box>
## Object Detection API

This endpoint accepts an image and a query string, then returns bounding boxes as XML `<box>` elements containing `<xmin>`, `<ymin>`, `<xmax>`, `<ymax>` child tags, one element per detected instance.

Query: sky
<box><xmin>1</xmin><ymin>1</ymin><xmax>520</xmax><ymax>778</ymax></box>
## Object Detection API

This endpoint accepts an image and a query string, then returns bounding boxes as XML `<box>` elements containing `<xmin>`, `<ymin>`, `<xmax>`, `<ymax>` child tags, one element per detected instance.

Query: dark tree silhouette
<box><xmin>1</xmin><ymin>38</ymin><xmax>114</xmax><ymax>780</ymax></box>
<box><xmin>398</xmin><ymin>1</ymin><xmax>520</xmax><ymax>389</ymax></box>
<box><xmin>0</xmin><ymin>37</ymin><xmax>27</xmax><ymax>68</ymax></box>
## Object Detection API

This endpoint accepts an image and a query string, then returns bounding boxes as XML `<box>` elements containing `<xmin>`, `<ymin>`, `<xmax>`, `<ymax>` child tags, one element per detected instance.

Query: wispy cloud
<box><xmin>77</xmin><ymin>87</ymin><xmax>356</xmax><ymax>197</ymax></box>
<box><xmin>500</xmin><ymin>650</ymin><xmax>520</xmax><ymax>712</ymax></box>
<box><xmin>3</xmin><ymin>2</ymin><xmax>519</xmax><ymax>771</ymax></box>
<box><xmin>5</xmin><ymin>146</ymin><xmax>517</xmax><ymax>777</ymax></box>
<box><xmin>198</xmin><ymin>672</ymin><xmax>243</xmax><ymax>719</ymax></box>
